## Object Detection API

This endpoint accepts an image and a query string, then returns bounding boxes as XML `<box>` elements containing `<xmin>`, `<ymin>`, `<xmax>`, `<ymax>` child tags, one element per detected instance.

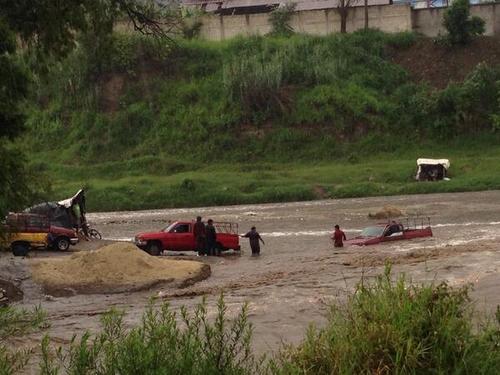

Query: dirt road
<box><xmin>3</xmin><ymin>190</ymin><xmax>500</xmax><ymax>360</ymax></box>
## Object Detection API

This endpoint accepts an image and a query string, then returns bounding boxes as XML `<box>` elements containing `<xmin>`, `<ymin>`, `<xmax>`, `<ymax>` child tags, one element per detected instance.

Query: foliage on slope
<box><xmin>21</xmin><ymin>30</ymin><xmax>500</xmax><ymax>210</ymax></box>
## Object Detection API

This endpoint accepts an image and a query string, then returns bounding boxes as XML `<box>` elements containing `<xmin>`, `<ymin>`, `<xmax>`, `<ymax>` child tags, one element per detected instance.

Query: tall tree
<box><xmin>0</xmin><ymin>0</ymin><xmax>181</xmax><ymax>217</ymax></box>
<box><xmin>0</xmin><ymin>19</ymin><xmax>33</xmax><ymax>216</ymax></box>
<box><xmin>364</xmin><ymin>0</ymin><xmax>369</xmax><ymax>29</ymax></box>
<box><xmin>443</xmin><ymin>0</ymin><xmax>485</xmax><ymax>45</ymax></box>
<box><xmin>337</xmin><ymin>0</ymin><xmax>360</xmax><ymax>34</ymax></box>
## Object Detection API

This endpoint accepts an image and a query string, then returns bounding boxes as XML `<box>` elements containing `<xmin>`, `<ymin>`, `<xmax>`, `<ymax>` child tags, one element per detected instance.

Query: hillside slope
<box><xmin>23</xmin><ymin>31</ymin><xmax>500</xmax><ymax>211</ymax></box>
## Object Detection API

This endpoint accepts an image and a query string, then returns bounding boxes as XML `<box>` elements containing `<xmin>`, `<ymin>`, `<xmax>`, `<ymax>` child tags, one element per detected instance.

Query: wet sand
<box><xmin>2</xmin><ymin>190</ymin><xmax>500</xmax><ymax>365</ymax></box>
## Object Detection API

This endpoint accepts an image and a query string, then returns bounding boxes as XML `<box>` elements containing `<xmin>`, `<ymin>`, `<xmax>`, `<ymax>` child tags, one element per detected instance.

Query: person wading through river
<box><xmin>241</xmin><ymin>226</ymin><xmax>265</xmax><ymax>256</ymax></box>
<box><xmin>332</xmin><ymin>224</ymin><xmax>347</xmax><ymax>248</ymax></box>
<box><xmin>193</xmin><ymin>216</ymin><xmax>206</xmax><ymax>256</ymax></box>
<box><xmin>206</xmin><ymin>219</ymin><xmax>217</xmax><ymax>256</ymax></box>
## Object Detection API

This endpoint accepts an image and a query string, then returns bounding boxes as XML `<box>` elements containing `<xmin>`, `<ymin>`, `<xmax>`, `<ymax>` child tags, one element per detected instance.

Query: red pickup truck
<box><xmin>134</xmin><ymin>221</ymin><xmax>240</xmax><ymax>256</ymax></box>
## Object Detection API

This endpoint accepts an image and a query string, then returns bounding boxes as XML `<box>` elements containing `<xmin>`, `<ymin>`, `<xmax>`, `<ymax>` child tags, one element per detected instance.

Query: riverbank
<box><xmin>44</xmin><ymin>143</ymin><xmax>500</xmax><ymax>211</ymax></box>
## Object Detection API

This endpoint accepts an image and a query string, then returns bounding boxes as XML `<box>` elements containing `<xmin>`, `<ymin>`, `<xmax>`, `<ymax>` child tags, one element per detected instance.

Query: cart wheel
<box><xmin>89</xmin><ymin>229</ymin><xmax>102</xmax><ymax>240</ymax></box>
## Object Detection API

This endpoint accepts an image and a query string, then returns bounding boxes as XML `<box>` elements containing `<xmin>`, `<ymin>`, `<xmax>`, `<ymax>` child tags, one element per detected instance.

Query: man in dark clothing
<box><xmin>332</xmin><ymin>224</ymin><xmax>347</xmax><ymax>247</ymax></box>
<box><xmin>205</xmin><ymin>219</ymin><xmax>217</xmax><ymax>256</ymax></box>
<box><xmin>386</xmin><ymin>221</ymin><xmax>401</xmax><ymax>237</ymax></box>
<box><xmin>241</xmin><ymin>226</ymin><xmax>265</xmax><ymax>256</ymax></box>
<box><xmin>193</xmin><ymin>216</ymin><xmax>206</xmax><ymax>256</ymax></box>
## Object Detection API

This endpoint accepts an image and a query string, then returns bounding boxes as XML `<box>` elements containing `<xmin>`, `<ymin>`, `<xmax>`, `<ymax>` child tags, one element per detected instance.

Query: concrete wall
<box><xmin>199</xmin><ymin>4</ymin><xmax>413</xmax><ymax>40</ymax></box>
<box><xmin>198</xmin><ymin>3</ymin><xmax>500</xmax><ymax>40</ymax></box>
<box><xmin>412</xmin><ymin>3</ymin><xmax>500</xmax><ymax>37</ymax></box>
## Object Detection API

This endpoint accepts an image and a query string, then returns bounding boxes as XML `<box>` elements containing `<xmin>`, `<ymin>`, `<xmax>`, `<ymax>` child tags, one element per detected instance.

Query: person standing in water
<box><xmin>331</xmin><ymin>224</ymin><xmax>347</xmax><ymax>248</ymax></box>
<box><xmin>241</xmin><ymin>226</ymin><xmax>265</xmax><ymax>256</ymax></box>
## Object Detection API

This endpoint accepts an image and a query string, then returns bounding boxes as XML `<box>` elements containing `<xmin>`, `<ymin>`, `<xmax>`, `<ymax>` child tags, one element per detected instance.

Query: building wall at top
<box><xmin>199</xmin><ymin>4</ymin><xmax>413</xmax><ymax>40</ymax></box>
<box><xmin>198</xmin><ymin>3</ymin><xmax>500</xmax><ymax>40</ymax></box>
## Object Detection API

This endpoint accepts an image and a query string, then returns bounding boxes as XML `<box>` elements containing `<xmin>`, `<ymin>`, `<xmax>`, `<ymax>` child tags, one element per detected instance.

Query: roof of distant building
<box><xmin>182</xmin><ymin>0</ymin><xmax>390</xmax><ymax>14</ymax></box>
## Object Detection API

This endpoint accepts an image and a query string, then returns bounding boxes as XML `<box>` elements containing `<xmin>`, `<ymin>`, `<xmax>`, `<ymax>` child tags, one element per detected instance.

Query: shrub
<box><xmin>272</xmin><ymin>265</ymin><xmax>500</xmax><ymax>374</ymax></box>
<box><xmin>422</xmin><ymin>63</ymin><xmax>500</xmax><ymax>137</ymax></box>
<box><xmin>181</xmin><ymin>7</ymin><xmax>204</xmax><ymax>40</ymax></box>
<box><xmin>269</xmin><ymin>3</ymin><xmax>296</xmax><ymax>37</ymax></box>
<box><xmin>0</xmin><ymin>305</ymin><xmax>49</xmax><ymax>375</ymax></box>
<box><xmin>443</xmin><ymin>0</ymin><xmax>485</xmax><ymax>45</ymax></box>
<box><xmin>40</xmin><ymin>295</ymin><xmax>259</xmax><ymax>374</ymax></box>
<box><xmin>0</xmin><ymin>305</ymin><xmax>48</xmax><ymax>339</ymax></box>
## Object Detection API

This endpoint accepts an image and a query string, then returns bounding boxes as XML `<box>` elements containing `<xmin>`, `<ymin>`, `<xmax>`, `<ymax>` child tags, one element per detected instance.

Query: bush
<box><xmin>269</xmin><ymin>3</ymin><xmax>296</xmax><ymax>37</ymax></box>
<box><xmin>0</xmin><ymin>305</ymin><xmax>49</xmax><ymax>375</ymax></box>
<box><xmin>272</xmin><ymin>265</ymin><xmax>500</xmax><ymax>374</ymax></box>
<box><xmin>40</xmin><ymin>295</ymin><xmax>259</xmax><ymax>374</ymax></box>
<box><xmin>223</xmin><ymin>52</ymin><xmax>286</xmax><ymax>120</ymax></box>
<box><xmin>443</xmin><ymin>0</ymin><xmax>485</xmax><ymax>45</ymax></box>
<box><xmin>422</xmin><ymin>64</ymin><xmax>500</xmax><ymax>137</ymax></box>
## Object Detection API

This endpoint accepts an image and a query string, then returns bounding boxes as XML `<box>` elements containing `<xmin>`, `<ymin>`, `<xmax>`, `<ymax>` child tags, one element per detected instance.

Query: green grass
<box><xmin>40</xmin><ymin>140</ymin><xmax>500</xmax><ymax>211</ymax></box>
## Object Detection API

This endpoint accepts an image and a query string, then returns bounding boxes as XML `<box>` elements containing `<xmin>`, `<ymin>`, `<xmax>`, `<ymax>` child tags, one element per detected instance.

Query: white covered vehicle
<box><xmin>415</xmin><ymin>158</ymin><xmax>450</xmax><ymax>181</ymax></box>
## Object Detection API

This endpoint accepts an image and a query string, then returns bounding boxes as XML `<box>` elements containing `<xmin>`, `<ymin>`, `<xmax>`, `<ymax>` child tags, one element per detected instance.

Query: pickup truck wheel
<box><xmin>12</xmin><ymin>243</ymin><xmax>30</xmax><ymax>257</ymax></box>
<box><xmin>55</xmin><ymin>237</ymin><xmax>70</xmax><ymax>251</ymax></box>
<box><xmin>147</xmin><ymin>242</ymin><xmax>161</xmax><ymax>256</ymax></box>
<box><xmin>216</xmin><ymin>243</ymin><xmax>224</xmax><ymax>256</ymax></box>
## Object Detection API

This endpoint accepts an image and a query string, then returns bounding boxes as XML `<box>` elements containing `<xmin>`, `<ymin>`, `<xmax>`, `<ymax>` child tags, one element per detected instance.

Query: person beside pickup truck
<box><xmin>206</xmin><ymin>219</ymin><xmax>217</xmax><ymax>256</ymax></box>
<box><xmin>193</xmin><ymin>216</ymin><xmax>206</xmax><ymax>256</ymax></box>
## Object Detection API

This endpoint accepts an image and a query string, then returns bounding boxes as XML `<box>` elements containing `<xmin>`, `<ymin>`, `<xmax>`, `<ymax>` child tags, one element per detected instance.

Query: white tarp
<box><xmin>58</xmin><ymin>189</ymin><xmax>84</xmax><ymax>208</ymax></box>
<box><xmin>416</xmin><ymin>158</ymin><xmax>450</xmax><ymax>169</ymax></box>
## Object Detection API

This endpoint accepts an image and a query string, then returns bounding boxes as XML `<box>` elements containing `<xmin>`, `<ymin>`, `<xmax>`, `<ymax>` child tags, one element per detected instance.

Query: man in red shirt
<box><xmin>331</xmin><ymin>224</ymin><xmax>347</xmax><ymax>247</ymax></box>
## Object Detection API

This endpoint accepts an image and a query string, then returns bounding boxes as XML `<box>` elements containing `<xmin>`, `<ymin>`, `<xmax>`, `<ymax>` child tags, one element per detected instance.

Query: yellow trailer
<box><xmin>1</xmin><ymin>232</ymin><xmax>49</xmax><ymax>256</ymax></box>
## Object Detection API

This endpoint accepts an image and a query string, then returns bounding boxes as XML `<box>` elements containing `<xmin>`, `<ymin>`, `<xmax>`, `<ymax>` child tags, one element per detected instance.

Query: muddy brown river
<box><xmin>3</xmin><ymin>190</ymin><xmax>500</xmax><ymax>368</ymax></box>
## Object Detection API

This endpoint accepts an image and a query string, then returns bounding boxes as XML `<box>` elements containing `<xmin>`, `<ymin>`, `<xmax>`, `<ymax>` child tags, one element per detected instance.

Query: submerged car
<box><xmin>134</xmin><ymin>220</ymin><xmax>241</xmax><ymax>256</ymax></box>
<box><xmin>345</xmin><ymin>220</ymin><xmax>433</xmax><ymax>246</ymax></box>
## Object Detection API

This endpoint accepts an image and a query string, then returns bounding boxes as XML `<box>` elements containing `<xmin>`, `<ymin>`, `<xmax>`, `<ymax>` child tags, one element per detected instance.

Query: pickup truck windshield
<box><xmin>172</xmin><ymin>224</ymin><xmax>190</xmax><ymax>233</ymax></box>
<box><xmin>360</xmin><ymin>226</ymin><xmax>385</xmax><ymax>237</ymax></box>
<box><xmin>163</xmin><ymin>222</ymin><xmax>176</xmax><ymax>232</ymax></box>
<box><xmin>162</xmin><ymin>222</ymin><xmax>191</xmax><ymax>233</ymax></box>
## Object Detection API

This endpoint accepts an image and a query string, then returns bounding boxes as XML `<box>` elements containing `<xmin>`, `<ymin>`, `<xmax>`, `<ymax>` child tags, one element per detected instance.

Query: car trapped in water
<box><xmin>345</xmin><ymin>218</ymin><xmax>433</xmax><ymax>246</ymax></box>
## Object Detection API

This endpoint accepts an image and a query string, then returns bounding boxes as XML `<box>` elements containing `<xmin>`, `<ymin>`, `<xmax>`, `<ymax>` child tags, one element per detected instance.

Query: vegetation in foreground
<box><xmin>23</xmin><ymin>29</ymin><xmax>500</xmax><ymax>210</ymax></box>
<box><xmin>272</xmin><ymin>266</ymin><xmax>500</xmax><ymax>374</ymax></box>
<box><xmin>0</xmin><ymin>304</ymin><xmax>48</xmax><ymax>374</ymax></box>
<box><xmin>39</xmin><ymin>295</ymin><xmax>258</xmax><ymax>375</ymax></box>
<box><xmin>3</xmin><ymin>268</ymin><xmax>500</xmax><ymax>374</ymax></box>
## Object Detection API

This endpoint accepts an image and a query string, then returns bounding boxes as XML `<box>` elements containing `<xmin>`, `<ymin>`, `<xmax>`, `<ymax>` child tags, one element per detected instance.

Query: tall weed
<box><xmin>40</xmin><ymin>295</ymin><xmax>259</xmax><ymax>374</ymax></box>
<box><xmin>272</xmin><ymin>265</ymin><xmax>500</xmax><ymax>374</ymax></box>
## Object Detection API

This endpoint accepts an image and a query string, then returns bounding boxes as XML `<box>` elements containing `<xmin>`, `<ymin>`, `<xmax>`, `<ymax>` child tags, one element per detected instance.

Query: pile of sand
<box><xmin>368</xmin><ymin>205</ymin><xmax>404</xmax><ymax>219</ymax></box>
<box><xmin>30</xmin><ymin>243</ymin><xmax>210</xmax><ymax>296</ymax></box>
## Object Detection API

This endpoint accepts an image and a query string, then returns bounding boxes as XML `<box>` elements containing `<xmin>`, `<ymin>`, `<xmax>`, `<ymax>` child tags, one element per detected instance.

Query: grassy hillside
<box><xmin>23</xmin><ymin>30</ymin><xmax>500</xmax><ymax>211</ymax></box>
